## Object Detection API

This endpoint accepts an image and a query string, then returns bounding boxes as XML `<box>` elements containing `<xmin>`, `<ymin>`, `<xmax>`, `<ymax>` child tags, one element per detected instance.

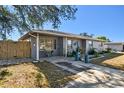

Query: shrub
<box><xmin>88</xmin><ymin>48</ymin><xmax>97</xmax><ymax>55</ymax></box>
<box><xmin>72</xmin><ymin>50</ymin><xmax>76</xmax><ymax>56</ymax></box>
<box><xmin>106</xmin><ymin>48</ymin><xmax>112</xmax><ymax>52</ymax></box>
<box><xmin>99</xmin><ymin>50</ymin><xmax>108</xmax><ymax>54</ymax></box>
<box><xmin>98</xmin><ymin>51</ymin><xmax>103</xmax><ymax>54</ymax></box>
<box><xmin>0</xmin><ymin>69</ymin><xmax>12</xmax><ymax>80</ymax></box>
<box><xmin>102</xmin><ymin>48</ymin><xmax>112</xmax><ymax>53</ymax></box>
<box><xmin>67</xmin><ymin>50</ymin><xmax>76</xmax><ymax>57</ymax></box>
<box><xmin>67</xmin><ymin>48</ymin><xmax>84</xmax><ymax>57</ymax></box>
<box><xmin>67</xmin><ymin>52</ymin><xmax>72</xmax><ymax>57</ymax></box>
<box><xmin>94</xmin><ymin>52</ymin><xmax>100</xmax><ymax>57</ymax></box>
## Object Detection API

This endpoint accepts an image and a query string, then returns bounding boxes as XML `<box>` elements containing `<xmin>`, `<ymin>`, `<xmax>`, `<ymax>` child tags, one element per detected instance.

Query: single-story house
<box><xmin>105</xmin><ymin>42</ymin><xmax>124</xmax><ymax>52</ymax></box>
<box><xmin>19</xmin><ymin>30</ymin><xmax>105</xmax><ymax>60</ymax></box>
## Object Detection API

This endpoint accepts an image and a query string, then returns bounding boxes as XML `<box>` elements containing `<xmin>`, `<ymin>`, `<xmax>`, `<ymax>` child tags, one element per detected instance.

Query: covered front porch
<box><xmin>19</xmin><ymin>30</ymin><xmax>97</xmax><ymax>61</ymax></box>
<box><xmin>32</xmin><ymin>34</ymin><xmax>88</xmax><ymax>61</ymax></box>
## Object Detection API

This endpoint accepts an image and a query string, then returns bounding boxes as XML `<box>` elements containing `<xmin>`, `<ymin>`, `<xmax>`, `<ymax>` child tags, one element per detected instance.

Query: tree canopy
<box><xmin>80</xmin><ymin>32</ymin><xmax>94</xmax><ymax>38</ymax></box>
<box><xmin>0</xmin><ymin>5</ymin><xmax>77</xmax><ymax>40</ymax></box>
<box><xmin>97</xmin><ymin>36</ymin><xmax>111</xmax><ymax>42</ymax></box>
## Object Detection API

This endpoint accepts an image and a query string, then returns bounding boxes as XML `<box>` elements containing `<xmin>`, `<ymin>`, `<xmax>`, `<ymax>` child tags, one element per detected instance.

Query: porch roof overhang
<box><xmin>18</xmin><ymin>30</ymin><xmax>105</xmax><ymax>42</ymax></box>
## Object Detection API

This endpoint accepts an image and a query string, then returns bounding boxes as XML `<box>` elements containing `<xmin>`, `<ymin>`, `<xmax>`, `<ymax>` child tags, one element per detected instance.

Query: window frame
<box><xmin>54</xmin><ymin>39</ymin><xmax>57</xmax><ymax>50</ymax></box>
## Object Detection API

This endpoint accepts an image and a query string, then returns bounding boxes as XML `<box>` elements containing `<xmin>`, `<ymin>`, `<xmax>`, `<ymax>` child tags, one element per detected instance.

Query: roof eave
<box><xmin>18</xmin><ymin>32</ymin><xmax>31</xmax><ymax>41</ymax></box>
<box><xmin>19</xmin><ymin>30</ymin><xmax>105</xmax><ymax>42</ymax></box>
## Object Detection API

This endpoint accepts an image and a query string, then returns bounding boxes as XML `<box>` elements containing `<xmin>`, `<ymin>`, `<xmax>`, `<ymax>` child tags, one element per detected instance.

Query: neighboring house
<box><xmin>105</xmin><ymin>42</ymin><xmax>124</xmax><ymax>52</ymax></box>
<box><xmin>19</xmin><ymin>30</ymin><xmax>105</xmax><ymax>60</ymax></box>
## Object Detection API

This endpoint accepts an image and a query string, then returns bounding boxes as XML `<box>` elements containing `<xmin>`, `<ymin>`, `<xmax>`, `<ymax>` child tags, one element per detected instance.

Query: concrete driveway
<box><xmin>44</xmin><ymin>57</ymin><xmax>124</xmax><ymax>88</ymax></box>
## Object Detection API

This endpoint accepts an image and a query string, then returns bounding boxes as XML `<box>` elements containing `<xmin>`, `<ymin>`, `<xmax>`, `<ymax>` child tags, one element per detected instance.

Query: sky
<box><xmin>10</xmin><ymin>5</ymin><xmax>124</xmax><ymax>42</ymax></box>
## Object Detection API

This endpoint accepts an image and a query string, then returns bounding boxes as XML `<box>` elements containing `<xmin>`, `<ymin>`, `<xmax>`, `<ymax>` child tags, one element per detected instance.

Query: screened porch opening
<box><xmin>39</xmin><ymin>38</ymin><xmax>56</xmax><ymax>57</ymax></box>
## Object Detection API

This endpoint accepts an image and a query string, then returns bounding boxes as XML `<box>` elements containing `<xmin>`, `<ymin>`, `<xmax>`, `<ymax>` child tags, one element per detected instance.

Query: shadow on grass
<box><xmin>33</xmin><ymin>61</ymin><xmax>78</xmax><ymax>88</ymax></box>
<box><xmin>33</xmin><ymin>61</ymin><xmax>120</xmax><ymax>88</ymax></box>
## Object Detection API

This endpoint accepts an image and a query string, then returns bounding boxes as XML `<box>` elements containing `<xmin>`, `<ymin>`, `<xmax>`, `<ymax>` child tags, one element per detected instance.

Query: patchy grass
<box><xmin>92</xmin><ymin>53</ymin><xmax>124</xmax><ymax>70</ymax></box>
<box><xmin>0</xmin><ymin>61</ymin><xmax>78</xmax><ymax>88</ymax></box>
<box><xmin>0</xmin><ymin>63</ymin><xmax>48</xmax><ymax>88</ymax></box>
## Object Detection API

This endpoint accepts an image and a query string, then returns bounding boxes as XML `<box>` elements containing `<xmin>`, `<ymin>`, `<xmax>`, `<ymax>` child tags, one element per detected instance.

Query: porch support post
<box><xmin>36</xmin><ymin>33</ymin><xmax>39</xmax><ymax>60</ymax></box>
<box><xmin>85</xmin><ymin>40</ymin><xmax>89</xmax><ymax>54</ymax></box>
<box><xmin>65</xmin><ymin>37</ymin><xmax>67</xmax><ymax>57</ymax></box>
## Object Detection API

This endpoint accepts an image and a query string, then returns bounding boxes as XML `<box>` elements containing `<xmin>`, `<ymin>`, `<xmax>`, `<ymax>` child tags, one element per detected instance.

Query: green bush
<box><xmin>102</xmin><ymin>48</ymin><xmax>112</xmax><ymax>53</ymax></box>
<box><xmin>88</xmin><ymin>48</ymin><xmax>97</xmax><ymax>55</ymax></box>
<box><xmin>99</xmin><ymin>50</ymin><xmax>107</xmax><ymax>54</ymax></box>
<box><xmin>106</xmin><ymin>48</ymin><xmax>112</xmax><ymax>53</ymax></box>
<box><xmin>67</xmin><ymin>48</ymin><xmax>84</xmax><ymax>57</ymax></box>
<box><xmin>67</xmin><ymin>50</ymin><xmax>76</xmax><ymax>57</ymax></box>
<box><xmin>0</xmin><ymin>69</ymin><xmax>12</xmax><ymax>80</ymax></box>
<box><xmin>94</xmin><ymin>52</ymin><xmax>100</xmax><ymax>57</ymax></box>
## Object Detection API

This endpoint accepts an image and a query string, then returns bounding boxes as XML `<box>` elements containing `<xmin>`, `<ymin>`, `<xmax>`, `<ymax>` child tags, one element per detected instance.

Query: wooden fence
<box><xmin>0</xmin><ymin>41</ymin><xmax>31</xmax><ymax>59</ymax></box>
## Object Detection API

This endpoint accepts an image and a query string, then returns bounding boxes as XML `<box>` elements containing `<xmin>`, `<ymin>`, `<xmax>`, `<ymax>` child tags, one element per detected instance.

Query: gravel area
<box><xmin>0</xmin><ymin>58</ymin><xmax>32</xmax><ymax>66</ymax></box>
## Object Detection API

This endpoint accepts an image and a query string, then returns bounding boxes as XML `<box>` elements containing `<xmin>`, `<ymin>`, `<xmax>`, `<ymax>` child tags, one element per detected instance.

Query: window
<box><xmin>39</xmin><ymin>39</ymin><xmax>53</xmax><ymax>51</ymax></box>
<box><xmin>89</xmin><ymin>41</ymin><xmax>93</xmax><ymax>46</ymax></box>
<box><xmin>54</xmin><ymin>39</ymin><xmax>56</xmax><ymax>49</ymax></box>
<box><xmin>101</xmin><ymin>42</ymin><xmax>103</xmax><ymax>47</ymax></box>
<box><xmin>67</xmin><ymin>40</ymin><xmax>72</xmax><ymax>48</ymax></box>
<box><xmin>40</xmin><ymin>39</ymin><xmax>45</xmax><ymax>50</ymax></box>
<box><xmin>39</xmin><ymin>38</ymin><xmax>57</xmax><ymax>51</ymax></box>
<box><xmin>45</xmin><ymin>39</ymin><xmax>52</xmax><ymax>50</ymax></box>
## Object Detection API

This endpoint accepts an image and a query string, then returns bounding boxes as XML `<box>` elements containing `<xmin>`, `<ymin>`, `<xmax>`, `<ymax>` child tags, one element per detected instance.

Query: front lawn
<box><xmin>91</xmin><ymin>53</ymin><xmax>124</xmax><ymax>70</ymax></box>
<box><xmin>0</xmin><ymin>61</ymin><xmax>78</xmax><ymax>88</ymax></box>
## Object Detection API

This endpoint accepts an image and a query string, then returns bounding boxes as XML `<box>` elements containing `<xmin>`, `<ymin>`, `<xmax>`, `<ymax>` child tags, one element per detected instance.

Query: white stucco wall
<box><xmin>103</xmin><ymin>45</ymin><xmax>108</xmax><ymax>50</ymax></box>
<box><xmin>107</xmin><ymin>44</ymin><xmax>123</xmax><ymax>51</ymax></box>
<box><xmin>92</xmin><ymin>41</ymin><xmax>104</xmax><ymax>51</ymax></box>
<box><xmin>86</xmin><ymin>40</ymin><xmax>105</xmax><ymax>52</ymax></box>
<box><xmin>66</xmin><ymin>38</ymin><xmax>82</xmax><ymax>53</ymax></box>
<box><xmin>71</xmin><ymin>39</ymin><xmax>82</xmax><ymax>51</ymax></box>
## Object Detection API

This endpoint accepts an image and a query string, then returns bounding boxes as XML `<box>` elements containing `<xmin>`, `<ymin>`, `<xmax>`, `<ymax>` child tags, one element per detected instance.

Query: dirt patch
<box><xmin>0</xmin><ymin>61</ymin><xmax>79</xmax><ymax>88</ymax></box>
<box><xmin>56</xmin><ymin>62</ymin><xmax>90</xmax><ymax>72</ymax></box>
<box><xmin>0</xmin><ymin>62</ymin><xmax>49</xmax><ymax>88</ymax></box>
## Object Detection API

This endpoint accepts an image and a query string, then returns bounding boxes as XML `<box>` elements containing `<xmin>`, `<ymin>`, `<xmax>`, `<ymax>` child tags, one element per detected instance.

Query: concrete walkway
<box><xmin>41</xmin><ymin>57</ymin><xmax>124</xmax><ymax>88</ymax></box>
